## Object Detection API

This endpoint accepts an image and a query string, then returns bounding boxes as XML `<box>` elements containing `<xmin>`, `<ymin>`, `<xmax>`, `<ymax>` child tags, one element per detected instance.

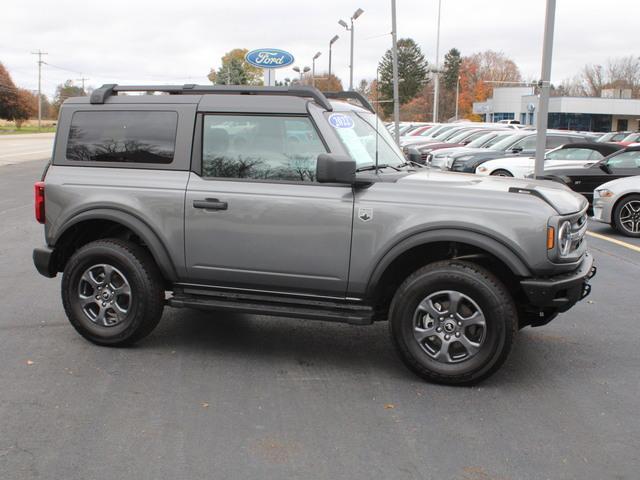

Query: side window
<box><xmin>606</xmin><ymin>150</ymin><xmax>640</xmax><ymax>169</ymax></box>
<box><xmin>548</xmin><ymin>148</ymin><xmax>603</xmax><ymax>161</ymax></box>
<box><xmin>546</xmin><ymin>136</ymin><xmax>572</xmax><ymax>149</ymax></box>
<box><xmin>513</xmin><ymin>136</ymin><xmax>537</xmax><ymax>151</ymax></box>
<box><xmin>201</xmin><ymin>115</ymin><xmax>327</xmax><ymax>182</ymax></box>
<box><xmin>66</xmin><ymin>111</ymin><xmax>178</xmax><ymax>163</ymax></box>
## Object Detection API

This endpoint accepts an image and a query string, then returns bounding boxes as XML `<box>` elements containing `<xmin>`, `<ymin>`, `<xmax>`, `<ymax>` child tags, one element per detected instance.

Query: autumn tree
<box><xmin>51</xmin><ymin>80</ymin><xmax>85</xmax><ymax>117</ymax></box>
<box><xmin>208</xmin><ymin>48</ymin><xmax>264</xmax><ymax>86</ymax></box>
<box><xmin>378</xmin><ymin>38</ymin><xmax>429</xmax><ymax>117</ymax></box>
<box><xmin>456</xmin><ymin>50</ymin><xmax>522</xmax><ymax>119</ymax></box>
<box><xmin>313</xmin><ymin>73</ymin><xmax>343</xmax><ymax>92</ymax></box>
<box><xmin>0</xmin><ymin>62</ymin><xmax>37</xmax><ymax>127</ymax></box>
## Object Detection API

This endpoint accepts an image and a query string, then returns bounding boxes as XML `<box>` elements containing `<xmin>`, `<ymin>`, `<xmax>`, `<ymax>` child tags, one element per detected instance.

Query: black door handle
<box><xmin>193</xmin><ymin>198</ymin><xmax>228</xmax><ymax>210</ymax></box>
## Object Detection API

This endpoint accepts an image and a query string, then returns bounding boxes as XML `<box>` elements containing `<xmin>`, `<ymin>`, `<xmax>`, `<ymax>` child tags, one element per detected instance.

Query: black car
<box><xmin>449</xmin><ymin>132</ymin><xmax>595</xmax><ymax>173</ymax></box>
<box><xmin>534</xmin><ymin>145</ymin><xmax>640</xmax><ymax>204</ymax></box>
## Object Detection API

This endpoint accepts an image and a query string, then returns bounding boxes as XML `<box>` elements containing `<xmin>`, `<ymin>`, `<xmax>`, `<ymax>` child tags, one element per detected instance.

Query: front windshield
<box><xmin>489</xmin><ymin>134</ymin><xmax>526</xmax><ymax>151</ymax></box>
<box><xmin>448</xmin><ymin>129</ymin><xmax>478</xmax><ymax>143</ymax></box>
<box><xmin>327</xmin><ymin>111</ymin><xmax>406</xmax><ymax>168</ymax></box>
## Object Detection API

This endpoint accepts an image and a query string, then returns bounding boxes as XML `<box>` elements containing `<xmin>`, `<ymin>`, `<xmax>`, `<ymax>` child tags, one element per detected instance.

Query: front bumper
<box><xmin>592</xmin><ymin>197</ymin><xmax>612</xmax><ymax>224</ymax></box>
<box><xmin>33</xmin><ymin>246</ymin><xmax>57</xmax><ymax>278</ymax></box>
<box><xmin>520</xmin><ymin>252</ymin><xmax>596</xmax><ymax>313</ymax></box>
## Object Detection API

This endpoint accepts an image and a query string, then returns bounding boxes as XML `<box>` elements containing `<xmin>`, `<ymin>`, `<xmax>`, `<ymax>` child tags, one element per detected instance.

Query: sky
<box><xmin>1</xmin><ymin>0</ymin><xmax>638</xmax><ymax>99</ymax></box>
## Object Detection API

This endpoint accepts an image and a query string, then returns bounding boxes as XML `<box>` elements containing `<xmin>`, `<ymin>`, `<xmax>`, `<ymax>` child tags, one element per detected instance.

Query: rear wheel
<box><xmin>389</xmin><ymin>260</ymin><xmax>517</xmax><ymax>385</ymax></box>
<box><xmin>490</xmin><ymin>169</ymin><xmax>513</xmax><ymax>177</ymax></box>
<box><xmin>613</xmin><ymin>194</ymin><xmax>640</xmax><ymax>237</ymax></box>
<box><xmin>61</xmin><ymin>239</ymin><xmax>164</xmax><ymax>346</ymax></box>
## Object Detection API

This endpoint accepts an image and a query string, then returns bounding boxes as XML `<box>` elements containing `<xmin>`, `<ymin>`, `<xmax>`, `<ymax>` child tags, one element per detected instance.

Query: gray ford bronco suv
<box><xmin>33</xmin><ymin>84</ymin><xmax>596</xmax><ymax>385</ymax></box>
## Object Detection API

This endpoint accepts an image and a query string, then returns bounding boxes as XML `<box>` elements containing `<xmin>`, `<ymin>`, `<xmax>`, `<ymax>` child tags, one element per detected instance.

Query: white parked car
<box><xmin>475</xmin><ymin>143</ymin><xmax>623</xmax><ymax>178</ymax></box>
<box><xmin>593</xmin><ymin>175</ymin><xmax>640</xmax><ymax>237</ymax></box>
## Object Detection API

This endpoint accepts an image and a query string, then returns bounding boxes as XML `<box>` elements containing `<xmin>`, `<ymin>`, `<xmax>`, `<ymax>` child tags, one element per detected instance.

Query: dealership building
<box><xmin>473</xmin><ymin>87</ymin><xmax>640</xmax><ymax>132</ymax></box>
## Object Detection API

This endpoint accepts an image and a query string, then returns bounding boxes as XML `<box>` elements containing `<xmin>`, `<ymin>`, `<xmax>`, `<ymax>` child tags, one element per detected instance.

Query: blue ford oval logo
<box><xmin>245</xmin><ymin>49</ymin><xmax>295</xmax><ymax>69</ymax></box>
<box><xmin>328</xmin><ymin>113</ymin><xmax>355</xmax><ymax>129</ymax></box>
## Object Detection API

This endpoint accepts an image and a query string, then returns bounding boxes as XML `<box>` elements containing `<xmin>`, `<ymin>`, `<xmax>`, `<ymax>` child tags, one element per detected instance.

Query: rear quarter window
<box><xmin>66</xmin><ymin>111</ymin><xmax>178</xmax><ymax>164</ymax></box>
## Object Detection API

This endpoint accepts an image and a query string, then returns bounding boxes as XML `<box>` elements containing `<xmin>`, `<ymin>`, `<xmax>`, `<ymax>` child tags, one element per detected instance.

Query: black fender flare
<box><xmin>52</xmin><ymin>208</ymin><xmax>178</xmax><ymax>282</ymax></box>
<box><xmin>365</xmin><ymin>228</ymin><xmax>532</xmax><ymax>298</ymax></box>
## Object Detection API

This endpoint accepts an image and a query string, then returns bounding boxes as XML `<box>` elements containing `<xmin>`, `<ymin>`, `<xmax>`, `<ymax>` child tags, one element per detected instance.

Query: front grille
<box><xmin>568</xmin><ymin>213</ymin><xmax>588</xmax><ymax>254</ymax></box>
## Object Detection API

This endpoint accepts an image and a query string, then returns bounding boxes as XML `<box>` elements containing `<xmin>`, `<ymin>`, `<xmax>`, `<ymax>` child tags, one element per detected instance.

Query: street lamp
<box><xmin>312</xmin><ymin>52</ymin><xmax>322</xmax><ymax>87</ymax></box>
<box><xmin>432</xmin><ymin>0</ymin><xmax>442</xmax><ymax>122</ymax></box>
<box><xmin>328</xmin><ymin>35</ymin><xmax>339</xmax><ymax>78</ymax></box>
<box><xmin>338</xmin><ymin>7</ymin><xmax>364</xmax><ymax>90</ymax></box>
<box><xmin>293</xmin><ymin>66</ymin><xmax>311</xmax><ymax>83</ymax></box>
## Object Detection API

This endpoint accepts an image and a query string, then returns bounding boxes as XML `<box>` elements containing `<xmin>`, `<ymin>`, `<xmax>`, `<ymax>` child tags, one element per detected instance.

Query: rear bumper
<box><xmin>33</xmin><ymin>247</ymin><xmax>57</xmax><ymax>278</ymax></box>
<box><xmin>521</xmin><ymin>253</ymin><xmax>596</xmax><ymax>313</ymax></box>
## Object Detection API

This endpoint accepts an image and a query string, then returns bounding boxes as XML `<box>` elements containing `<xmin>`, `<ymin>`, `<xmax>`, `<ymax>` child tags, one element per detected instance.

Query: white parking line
<box><xmin>587</xmin><ymin>231</ymin><xmax>640</xmax><ymax>253</ymax></box>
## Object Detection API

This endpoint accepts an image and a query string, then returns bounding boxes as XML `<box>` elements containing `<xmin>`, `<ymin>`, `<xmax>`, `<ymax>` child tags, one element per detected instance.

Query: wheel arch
<box><xmin>365</xmin><ymin>229</ymin><xmax>531</xmax><ymax>317</ymax></box>
<box><xmin>51</xmin><ymin>208</ymin><xmax>178</xmax><ymax>282</ymax></box>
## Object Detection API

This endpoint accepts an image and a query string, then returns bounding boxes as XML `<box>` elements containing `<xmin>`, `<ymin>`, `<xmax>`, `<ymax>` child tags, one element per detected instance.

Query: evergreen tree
<box><xmin>377</xmin><ymin>38</ymin><xmax>429</xmax><ymax>117</ymax></box>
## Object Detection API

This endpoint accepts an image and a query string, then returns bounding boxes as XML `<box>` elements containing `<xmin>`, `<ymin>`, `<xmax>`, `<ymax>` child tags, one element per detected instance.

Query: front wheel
<box><xmin>490</xmin><ymin>169</ymin><xmax>513</xmax><ymax>177</ymax></box>
<box><xmin>613</xmin><ymin>194</ymin><xmax>640</xmax><ymax>237</ymax></box>
<box><xmin>61</xmin><ymin>239</ymin><xmax>165</xmax><ymax>346</ymax></box>
<box><xmin>389</xmin><ymin>260</ymin><xmax>517</xmax><ymax>385</ymax></box>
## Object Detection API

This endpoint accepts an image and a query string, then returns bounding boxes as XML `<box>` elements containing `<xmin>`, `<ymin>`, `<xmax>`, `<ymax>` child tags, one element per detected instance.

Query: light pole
<box><xmin>391</xmin><ymin>0</ymin><xmax>400</xmax><ymax>144</ymax></box>
<box><xmin>328</xmin><ymin>35</ymin><xmax>339</xmax><ymax>79</ymax></box>
<box><xmin>293</xmin><ymin>66</ymin><xmax>311</xmax><ymax>83</ymax></box>
<box><xmin>432</xmin><ymin>0</ymin><xmax>442</xmax><ymax>122</ymax></box>
<box><xmin>339</xmin><ymin>7</ymin><xmax>364</xmax><ymax>90</ymax></box>
<box><xmin>455</xmin><ymin>75</ymin><xmax>461</xmax><ymax>120</ymax></box>
<box><xmin>534</xmin><ymin>0</ymin><xmax>556</xmax><ymax>178</ymax></box>
<box><xmin>312</xmin><ymin>52</ymin><xmax>322</xmax><ymax>87</ymax></box>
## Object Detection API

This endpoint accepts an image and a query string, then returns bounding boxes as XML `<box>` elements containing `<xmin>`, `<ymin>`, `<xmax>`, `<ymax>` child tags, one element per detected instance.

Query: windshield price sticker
<box><xmin>328</xmin><ymin>113</ymin><xmax>355</xmax><ymax>129</ymax></box>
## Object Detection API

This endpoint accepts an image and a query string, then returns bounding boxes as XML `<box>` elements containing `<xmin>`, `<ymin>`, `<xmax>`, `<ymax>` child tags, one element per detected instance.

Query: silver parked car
<box><xmin>593</xmin><ymin>175</ymin><xmax>640</xmax><ymax>237</ymax></box>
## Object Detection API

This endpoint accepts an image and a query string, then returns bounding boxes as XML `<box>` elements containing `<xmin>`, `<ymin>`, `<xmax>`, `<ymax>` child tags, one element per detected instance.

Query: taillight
<box><xmin>34</xmin><ymin>181</ymin><xmax>45</xmax><ymax>224</ymax></box>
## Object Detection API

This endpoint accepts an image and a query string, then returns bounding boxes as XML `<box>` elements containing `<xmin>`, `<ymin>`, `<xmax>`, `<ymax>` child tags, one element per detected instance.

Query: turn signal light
<box><xmin>547</xmin><ymin>226</ymin><xmax>555</xmax><ymax>250</ymax></box>
<box><xmin>34</xmin><ymin>181</ymin><xmax>45</xmax><ymax>224</ymax></box>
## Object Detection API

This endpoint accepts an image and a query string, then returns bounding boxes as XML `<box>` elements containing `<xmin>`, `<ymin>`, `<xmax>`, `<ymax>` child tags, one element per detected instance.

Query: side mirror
<box><xmin>511</xmin><ymin>146</ymin><xmax>523</xmax><ymax>153</ymax></box>
<box><xmin>407</xmin><ymin>147</ymin><xmax>425</xmax><ymax>165</ymax></box>
<box><xmin>599</xmin><ymin>162</ymin><xmax>612</xmax><ymax>174</ymax></box>
<box><xmin>316</xmin><ymin>154</ymin><xmax>356</xmax><ymax>184</ymax></box>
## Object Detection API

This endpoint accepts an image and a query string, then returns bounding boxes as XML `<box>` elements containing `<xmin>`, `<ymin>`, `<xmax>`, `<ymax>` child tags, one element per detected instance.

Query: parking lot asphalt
<box><xmin>1</xmin><ymin>158</ymin><xmax>638</xmax><ymax>480</ymax></box>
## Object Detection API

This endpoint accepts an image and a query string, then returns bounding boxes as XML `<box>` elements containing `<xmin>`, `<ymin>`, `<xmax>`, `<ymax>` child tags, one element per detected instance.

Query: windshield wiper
<box><xmin>355</xmin><ymin>164</ymin><xmax>401</xmax><ymax>173</ymax></box>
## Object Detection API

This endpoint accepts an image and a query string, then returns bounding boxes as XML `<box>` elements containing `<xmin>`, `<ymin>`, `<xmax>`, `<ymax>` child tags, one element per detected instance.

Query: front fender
<box><xmin>364</xmin><ymin>228</ymin><xmax>532</xmax><ymax>299</ymax></box>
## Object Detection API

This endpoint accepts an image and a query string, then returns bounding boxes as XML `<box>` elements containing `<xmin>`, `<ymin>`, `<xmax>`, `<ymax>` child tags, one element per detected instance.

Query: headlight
<box><xmin>558</xmin><ymin>221</ymin><xmax>572</xmax><ymax>256</ymax></box>
<box><xmin>457</xmin><ymin>155</ymin><xmax>474</xmax><ymax>161</ymax></box>
<box><xmin>596</xmin><ymin>188</ymin><xmax>614</xmax><ymax>198</ymax></box>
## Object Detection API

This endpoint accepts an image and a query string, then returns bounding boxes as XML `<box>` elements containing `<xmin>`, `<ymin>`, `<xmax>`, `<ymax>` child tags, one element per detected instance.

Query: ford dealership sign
<box><xmin>245</xmin><ymin>49</ymin><xmax>295</xmax><ymax>69</ymax></box>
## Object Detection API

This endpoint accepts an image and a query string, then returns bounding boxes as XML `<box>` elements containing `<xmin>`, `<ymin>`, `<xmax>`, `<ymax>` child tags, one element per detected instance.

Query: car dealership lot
<box><xmin>1</xmin><ymin>156</ymin><xmax>639</xmax><ymax>479</ymax></box>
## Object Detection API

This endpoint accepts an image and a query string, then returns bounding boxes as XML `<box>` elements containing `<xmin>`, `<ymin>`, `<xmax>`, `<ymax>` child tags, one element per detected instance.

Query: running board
<box><xmin>168</xmin><ymin>286</ymin><xmax>374</xmax><ymax>325</ymax></box>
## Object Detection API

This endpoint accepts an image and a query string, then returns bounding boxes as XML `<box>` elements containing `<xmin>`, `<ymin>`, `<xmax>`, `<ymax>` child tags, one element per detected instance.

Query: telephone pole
<box><xmin>31</xmin><ymin>50</ymin><xmax>48</xmax><ymax>131</ymax></box>
<box><xmin>76</xmin><ymin>76</ymin><xmax>89</xmax><ymax>93</ymax></box>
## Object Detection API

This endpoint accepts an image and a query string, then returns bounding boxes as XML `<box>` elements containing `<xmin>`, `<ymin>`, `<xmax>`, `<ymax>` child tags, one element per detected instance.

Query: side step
<box><xmin>168</xmin><ymin>286</ymin><xmax>374</xmax><ymax>326</ymax></box>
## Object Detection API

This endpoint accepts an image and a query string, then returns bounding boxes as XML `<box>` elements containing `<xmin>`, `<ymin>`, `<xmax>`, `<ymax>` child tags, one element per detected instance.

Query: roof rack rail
<box><xmin>322</xmin><ymin>91</ymin><xmax>375</xmax><ymax>113</ymax></box>
<box><xmin>89</xmin><ymin>84</ymin><xmax>334</xmax><ymax>110</ymax></box>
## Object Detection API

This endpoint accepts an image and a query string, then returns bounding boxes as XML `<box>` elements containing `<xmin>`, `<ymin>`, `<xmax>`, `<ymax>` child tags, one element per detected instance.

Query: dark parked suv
<box><xmin>33</xmin><ymin>84</ymin><xmax>595</xmax><ymax>385</ymax></box>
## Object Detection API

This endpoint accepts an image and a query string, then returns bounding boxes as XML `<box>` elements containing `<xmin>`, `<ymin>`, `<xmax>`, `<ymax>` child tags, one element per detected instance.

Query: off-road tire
<box><xmin>61</xmin><ymin>239</ymin><xmax>164</xmax><ymax>346</ymax></box>
<box><xmin>389</xmin><ymin>260</ymin><xmax>517</xmax><ymax>385</ymax></box>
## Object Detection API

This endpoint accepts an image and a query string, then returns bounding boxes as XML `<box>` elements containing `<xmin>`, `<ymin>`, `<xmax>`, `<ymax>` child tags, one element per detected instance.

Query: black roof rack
<box><xmin>89</xmin><ymin>84</ymin><xmax>334</xmax><ymax>110</ymax></box>
<box><xmin>322</xmin><ymin>91</ymin><xmax>375</xmax><ymax>113</ymax></box>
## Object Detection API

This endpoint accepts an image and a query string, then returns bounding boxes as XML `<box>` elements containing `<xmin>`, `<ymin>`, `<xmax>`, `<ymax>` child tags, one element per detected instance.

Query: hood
<box><xmin>598</xmin><ymin>174</ymin><xmax>640</xmax><ymax>193</ymax></box>
<box><xmin>398</xmin><ymin>170</ymin><xmax>587</xmax><ymax>215</ymax></box>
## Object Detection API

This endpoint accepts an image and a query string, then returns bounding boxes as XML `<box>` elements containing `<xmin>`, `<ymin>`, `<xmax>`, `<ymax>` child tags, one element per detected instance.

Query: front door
<box><xmin>185</xmin><ymin>113</ymin><xmax>354</xmax><ymax>297</ymax></box>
